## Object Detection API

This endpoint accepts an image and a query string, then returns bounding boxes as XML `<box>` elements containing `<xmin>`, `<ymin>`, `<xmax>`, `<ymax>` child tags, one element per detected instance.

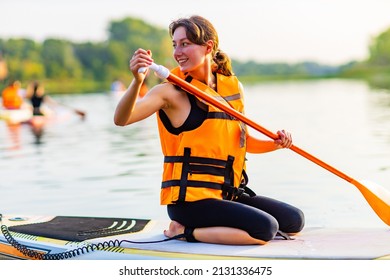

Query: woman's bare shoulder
<box><xmin>151</xmin><ymin>82</ymin><xmax>176</xmax><ymax>93</ymax></box>
<box><xmin>149</xmin><ymin>82</ymin><xmax>186</xmax><ymax>106</ymax></box>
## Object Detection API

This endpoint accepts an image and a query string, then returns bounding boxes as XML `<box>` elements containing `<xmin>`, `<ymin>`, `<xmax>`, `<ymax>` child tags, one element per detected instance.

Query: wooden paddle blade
<box><xmin>74</xmin><ymin>109</ymin><xmax>86</xmax><ymax>120</ymax></box>
<box><xmin>352</xmin><ymin>180</ymin><xmax>390</xmax><ymax>226</ymax></box>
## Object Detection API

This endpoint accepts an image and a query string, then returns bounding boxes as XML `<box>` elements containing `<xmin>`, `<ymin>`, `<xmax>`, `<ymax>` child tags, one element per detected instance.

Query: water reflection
<box><xmin>2</xmin><ymin>121</ymin><xmax>43</xmax><ymax>151</ymax></box>
<box><xmin>367</xmin><ymin>76</ymin><xmax>390</xmax><ymax>91</ymax></box>
<box><xmin>4</xmin><ymin>122</ymin><xmax>21</xmax><ymax>150</ymax></box>
<box><xmin>367</xmin><ymin>87</ymin><xmax>390</xmax><ymax>143</ymax></box>
<box><xmin>29</xmin><ymin>117</ymin><xmax>46</xmax><ymax>145</ymax></box>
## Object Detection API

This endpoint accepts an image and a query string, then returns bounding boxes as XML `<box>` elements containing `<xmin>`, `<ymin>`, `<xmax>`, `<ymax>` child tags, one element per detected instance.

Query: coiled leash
<box><xmin>0</xmin><ymin>214</ymin><xmax>185</xmax><ymax>260</ymax></box>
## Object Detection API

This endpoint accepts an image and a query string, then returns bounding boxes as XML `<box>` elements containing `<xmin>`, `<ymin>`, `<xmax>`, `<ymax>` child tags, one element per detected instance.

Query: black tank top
<box><xmin>30</xmin><ymin>94</ymin><xmax>45</xmax><ymax>115</ymax></box>
<box><xmin>158</xmin><ymin>92</ymin><xmax>208</xmax><ymax>135</ymax></box>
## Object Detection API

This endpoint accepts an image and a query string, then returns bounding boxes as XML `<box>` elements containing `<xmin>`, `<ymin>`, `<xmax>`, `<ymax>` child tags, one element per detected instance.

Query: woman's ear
<box><xmin>205</xmin><ymin>40</ymin><xmax>214</xmax><ymax>55</ymax></box>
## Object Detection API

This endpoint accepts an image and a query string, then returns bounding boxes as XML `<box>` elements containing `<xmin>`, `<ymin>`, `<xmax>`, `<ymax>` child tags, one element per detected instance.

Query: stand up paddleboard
<box><xmin>1</xmin><ymin>214</ymin><xmax>389</xmax><ymax>260</ymax></box>
<box><xmin>0</xmin><ymin>108</ymin><xmax>32</xmax><ymax>124</ymax></box>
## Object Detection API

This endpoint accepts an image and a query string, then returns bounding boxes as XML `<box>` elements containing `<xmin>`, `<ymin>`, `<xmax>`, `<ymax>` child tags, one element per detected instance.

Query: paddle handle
<box><xmin>138</xmin><ymin>64</ymin><xmax>170</xmax><ymax>78</ymax></box>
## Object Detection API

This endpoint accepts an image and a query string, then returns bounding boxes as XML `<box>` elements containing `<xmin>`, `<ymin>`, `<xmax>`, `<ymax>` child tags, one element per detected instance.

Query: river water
<box><xmin>1</xmin><ymin>79</ymin><xmax>389</xmax><ymax>229</ymax></box>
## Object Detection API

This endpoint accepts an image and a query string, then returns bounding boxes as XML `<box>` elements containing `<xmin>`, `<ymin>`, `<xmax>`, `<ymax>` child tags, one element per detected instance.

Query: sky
<box><xmin>1</xmin><ymin>0</ymin><xmax>390</xmax><ymax>65</ymax></box>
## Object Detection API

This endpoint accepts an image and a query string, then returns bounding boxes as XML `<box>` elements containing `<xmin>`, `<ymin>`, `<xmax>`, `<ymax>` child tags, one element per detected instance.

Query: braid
<box><xmin>213</xmin><ymin>49</ymin><xmax>234</xmax><ymax>76</ymax></box>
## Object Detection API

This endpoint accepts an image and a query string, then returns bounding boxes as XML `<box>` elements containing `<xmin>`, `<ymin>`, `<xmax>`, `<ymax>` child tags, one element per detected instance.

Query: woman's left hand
<box><xmin>275</xmin><ymin>129</ymin><xmax>292</xmax><ymax>149</ymax></box>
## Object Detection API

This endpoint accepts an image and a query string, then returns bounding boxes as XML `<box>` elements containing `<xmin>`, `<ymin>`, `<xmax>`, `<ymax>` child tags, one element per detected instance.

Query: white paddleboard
<box><xmin>0</xmin><ymin>108</ymin><xmax>32</xmax><ymax>124</ymax></box>
<box><xmin>0</xmin><ymin>214</ymin><xmax>389</xmax><ymax>260</ymax></box>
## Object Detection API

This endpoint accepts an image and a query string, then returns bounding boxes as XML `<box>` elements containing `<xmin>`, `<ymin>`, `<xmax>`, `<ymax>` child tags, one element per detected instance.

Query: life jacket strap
<box><xmin>164</xmin><ymin>148</ymin><xmax>238</xmax><ymax>202</ymax></box>
<box><xmin>207</xmin><ymin>112</ymin><xmax>235</xmax><ymax>120</ymax></box>
<box><xmin>164</xmin><ymin>155</ymin><xmax>229</xmax><ymax>167</ymax></box>
<box><xmin>222</xmin><ymin>155</ymin><xmax>235</xmax><ymax>200</ymax></box>
<box><xmin>178</xmin><ymin>148</ymin><xmax>191</xmax><ymax>202</ymax></box>
<box><xmin>224</xmin><ymin>170</ymin><xmax>256</xmax><ymax>200</ymax></box>
<box><xmin>162</xmin><ymin>180</ymin><xmax>225</xmax><ymax>190</ymax></box>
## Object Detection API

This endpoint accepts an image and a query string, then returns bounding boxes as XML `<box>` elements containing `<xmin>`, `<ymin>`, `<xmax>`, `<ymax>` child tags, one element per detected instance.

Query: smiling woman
<box><xmin>114</xmin><ymin>15</ymin><xmax>305</xmax><ymax>246</ymax></box>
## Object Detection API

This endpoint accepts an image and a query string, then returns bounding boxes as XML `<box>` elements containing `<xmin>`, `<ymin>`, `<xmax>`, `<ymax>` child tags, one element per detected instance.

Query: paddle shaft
<box><xmin>140</xmin><ymin>62</ymin><xmax>390</xmax><ymax>226</ymax></box>
<box><xmin>167</xmin><ymin>73</ymin><xmax>355</xmax><ymax>183</ymax></box>
<box><xmin>58</xmin><ymin>102</ymin><xmax>86</xmax><ymax>119</ymax></box>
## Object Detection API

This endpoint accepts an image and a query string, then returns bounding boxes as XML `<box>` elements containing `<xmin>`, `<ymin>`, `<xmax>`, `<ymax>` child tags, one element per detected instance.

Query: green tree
<box><xmin>3</xmin><ymin>38</ymin><xmax>40</xmax><ymax>60</ymax></box>
<box><xmin>108</xmin><ymin>17</ymin><xmax>172</xmax><ymax>65</ymax></box>
<box><xmin>73</xmin><ymin>42</ymin><xmax>108</xmax><ymax>80</ymax></box>
<box><xmin>368</xmin><ymin>27</ymin><xmax>390</xmax><ymax>66</ymax></box>
<box><xmin>41</xmin><ymin>39</ymin><xmax>82</xmax><ymax>79</ymax></box>
<box><xmin>105</xmin><ymin>41</ymin><xmax>129</xmax><ymax>81</ymax></box>
<box><xmin>0</xmin><ymin>38</ymin><xmax>44</xmax><ymax>80</ymax></box>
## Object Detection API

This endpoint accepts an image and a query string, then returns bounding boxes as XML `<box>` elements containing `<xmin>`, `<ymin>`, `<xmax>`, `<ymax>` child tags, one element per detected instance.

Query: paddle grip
<box><xmin>138</xmin><ymin>63</ymin><xmax>170</xmax><ymax>79</ymax></box>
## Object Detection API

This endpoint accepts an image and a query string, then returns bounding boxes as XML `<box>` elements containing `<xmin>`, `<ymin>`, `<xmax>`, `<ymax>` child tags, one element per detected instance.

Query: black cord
<box><xmin>0</xmin><ymin>224</ymin><xmax>184</xmax><ymax>260</ymax></box>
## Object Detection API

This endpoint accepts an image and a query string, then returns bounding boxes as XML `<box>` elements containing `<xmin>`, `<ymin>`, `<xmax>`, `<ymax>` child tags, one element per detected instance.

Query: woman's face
<box><xmin>172</xmin><ymin>26</ymin><xmax>209</xmax><ymax>73</ymax></box>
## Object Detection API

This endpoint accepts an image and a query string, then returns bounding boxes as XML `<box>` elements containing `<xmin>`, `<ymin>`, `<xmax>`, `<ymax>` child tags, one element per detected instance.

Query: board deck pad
<box><xmin>8</xmin><ymin>216</ymin><xmax>150</xmax><ymax>242</ymax></box>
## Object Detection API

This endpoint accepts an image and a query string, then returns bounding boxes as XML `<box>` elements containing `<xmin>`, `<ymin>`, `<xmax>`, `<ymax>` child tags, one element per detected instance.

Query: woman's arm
<box><xmin>114</xmin><ymin>48</ymin><xmax>165</xmax><ymax>126</ymax></box>
<box><xmin>246</xmin><ymin>129</ymin><xmax>292</xmax><ymax>154</ymax></box>
<box><xmin>114</xmin><ymin>82</ymin><xmax>169</xmax><ymax>126</ymax></box>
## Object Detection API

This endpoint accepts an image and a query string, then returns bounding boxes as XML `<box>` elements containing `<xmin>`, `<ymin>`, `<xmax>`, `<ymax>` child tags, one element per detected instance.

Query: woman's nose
<box><xmin>173</xmin><ymin>46</ymin><xmax>182</xmax><ymax>56</ymax></box>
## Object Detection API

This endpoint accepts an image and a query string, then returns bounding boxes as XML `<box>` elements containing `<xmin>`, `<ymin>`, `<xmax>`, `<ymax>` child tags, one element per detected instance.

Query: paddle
<box><xmin>57</xmin><ymin>102</ymin><xmax>86</xmax><ymax>120</ymax></box>
<box><xmin>72</xmin><ymin>108</ymin><xmax>86</xmax><ymax>120</ymax></box>
<box><xmin>140</xmin><ymin>62</ymin><xmax>390</xmax><ymax>226</ymax></box>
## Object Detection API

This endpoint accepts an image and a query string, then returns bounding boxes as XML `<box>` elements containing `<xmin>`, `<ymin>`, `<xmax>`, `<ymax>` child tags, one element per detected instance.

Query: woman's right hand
<box><xmin>129</xmin><ymin>48</ymin><xmax>153</xmax><ymax>82</ymax></box>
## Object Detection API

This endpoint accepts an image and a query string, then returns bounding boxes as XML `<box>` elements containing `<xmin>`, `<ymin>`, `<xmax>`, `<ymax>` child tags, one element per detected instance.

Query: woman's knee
<box><xmin>282</xmin><ymin>208</ymin><xmax>305</xmax><ymax>233</ymax></box>
<box><xmin>249</xmin><ymin>215</ymin><xmax>279</xmax><ymax>242</ymax></box>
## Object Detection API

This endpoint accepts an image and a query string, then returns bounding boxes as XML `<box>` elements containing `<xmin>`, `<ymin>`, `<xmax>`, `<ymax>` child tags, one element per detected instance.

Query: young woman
<box><xmin>114</xmin><ymin>15</ymin><xmax>304</xmax><ymax>245</ymax></box>
<box><xmin>26</xmin><ymin>81</ymin><xmax>57</xmax><ymax>116</ymax></box>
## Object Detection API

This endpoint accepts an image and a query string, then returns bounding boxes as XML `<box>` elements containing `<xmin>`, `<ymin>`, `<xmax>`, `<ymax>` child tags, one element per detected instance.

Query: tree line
<box><xmin>0</xmin><ymin>17</ymin><xmax>172</xmax><ymax>93</ymax></box>
<box><xmin>1</xmin><ymin>16</ymin><xmax>390</xmax><ymax>93</ymax></box>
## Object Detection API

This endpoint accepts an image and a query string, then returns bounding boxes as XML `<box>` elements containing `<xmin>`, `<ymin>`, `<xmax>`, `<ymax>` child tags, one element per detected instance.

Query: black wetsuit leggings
<box><xmin>167</xmin><ymin>194</ymin><xmax>305</xmax><ymax>242</ymax></box>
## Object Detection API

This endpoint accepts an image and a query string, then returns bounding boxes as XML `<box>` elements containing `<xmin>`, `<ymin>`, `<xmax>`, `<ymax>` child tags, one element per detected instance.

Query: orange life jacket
<box><xmin>2</xmin><ymin>85</ymin><xmax>23</xmax><ymax>109</ymax></box>
<box><xmin>138</xmin><ymin>82</ymin><xmax>148</xmax><ymax>98</ymax></box>
<box><xmin>158</xmin><ymin>67</ymin><xmax>248</xmax><ymax>205</ymax></box>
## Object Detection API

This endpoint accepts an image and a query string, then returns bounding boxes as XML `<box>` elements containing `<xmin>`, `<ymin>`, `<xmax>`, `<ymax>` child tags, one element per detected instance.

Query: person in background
<box><xmin>24</xmin><ymin>81</ymin><xmax>54</xmax><ymax>144</ymax></box>
<box><xmin>26</xmin><ymin>81</ymin><xmax>56</xmax><ymax>116</ymax></box>
<box><xmin>1</xmin><ymin>79</ymin><xmax>23</xmax><ymax>109</ymax></box>
<box><xmin>114</xmin><ymin>15</ymin><xmax>304</xmax><ymax>245</ymax></box>
<box><xmin>110</xmin><ymin>79</ymin><xmax>126</xmax><ymax>93</ymax></box>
